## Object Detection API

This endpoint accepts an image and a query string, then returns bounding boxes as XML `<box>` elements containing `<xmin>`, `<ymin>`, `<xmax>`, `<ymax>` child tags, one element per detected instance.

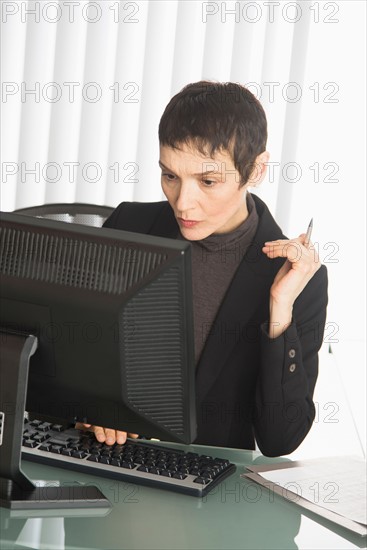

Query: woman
<box><xmin>83</xmin><ymin>81</ymin><xmax>328</xmax><ymax>456</ymax></box>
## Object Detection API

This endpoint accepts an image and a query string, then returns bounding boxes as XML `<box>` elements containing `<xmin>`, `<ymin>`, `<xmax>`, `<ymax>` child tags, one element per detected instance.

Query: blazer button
<box><xmin>288</xmin><ymin>349</ymin><xmax>296</xmax><ymax>358</ymax></box>
<box><xmin>289</xmin><ymin>363</ymin><xmax>296</xmax><ymax>373</ymax></box>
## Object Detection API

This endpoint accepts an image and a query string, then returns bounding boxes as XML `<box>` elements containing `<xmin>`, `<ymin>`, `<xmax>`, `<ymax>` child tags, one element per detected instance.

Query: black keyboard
<box><xmin>21</xmin><ymin>419</ymin><xmax>236</xmax><ymax>497</ymax></box>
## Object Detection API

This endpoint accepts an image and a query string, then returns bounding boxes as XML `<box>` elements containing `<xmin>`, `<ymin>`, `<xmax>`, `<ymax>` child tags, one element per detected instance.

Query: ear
<box><xmin>245</xmin><ymin>151</ymin><xmax>270</xmax><ymax>189</ymax></box>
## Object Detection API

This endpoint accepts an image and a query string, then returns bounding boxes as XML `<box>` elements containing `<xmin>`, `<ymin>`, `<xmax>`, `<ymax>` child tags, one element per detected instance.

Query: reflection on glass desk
<box><xmin>1</xmin><ymin>443</ymin><xmax>366</xmax><ymax>550</ymax></box>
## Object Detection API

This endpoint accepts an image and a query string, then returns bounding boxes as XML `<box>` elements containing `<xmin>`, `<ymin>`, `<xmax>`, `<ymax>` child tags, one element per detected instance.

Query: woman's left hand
<box><xmin>262</xmin><ymin>233</ymin><xmax>321</xmax><ymax>307</ymax></box>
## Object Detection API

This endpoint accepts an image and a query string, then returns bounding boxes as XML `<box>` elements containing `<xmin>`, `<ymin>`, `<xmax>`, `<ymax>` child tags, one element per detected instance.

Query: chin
<box><xmin>180</xmin><ymin>229</ymin><xmax>208</xmax><ymax>241</ymax></box>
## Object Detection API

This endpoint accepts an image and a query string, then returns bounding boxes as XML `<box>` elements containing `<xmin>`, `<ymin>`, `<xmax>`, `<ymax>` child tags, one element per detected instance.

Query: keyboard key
<box><xmin>87</xmin><ymin>455</ymin><xmax>99</xmax><ymax>463</ymax></box>
<box><xmin>23</xmin><ymin>439</ymin><xmax>38</xmax><ymax>448</ymax></box>
<box><xmin>30</xmin><ymin>420</ymin><xmax>42</xmax><ymax>427</ymax></box>
<box><xmin>173</xmin><ymin>473</ymin><xmax>187</xmax><ymax>480</ymax></box>
<box><xmin>38</xmin><ymin>422</ymin><xmax>52</xmax><ymax>431</ymax></box>
<box><xmin>72</xmin><ymin>451</ymin><xmax>87</xmax><ymax>459</ymax></box>
<box><xmin>121</xmin><ymin>461</ymin><xmax>135</xmax><ymax>469</ymax></box>
<box><xmin>52</xmin><ymin>424</ymin><xmax>63</xmax><ymax>432</ymax></box>
<box><xmin>194</xmin><ymin>477</ymin><xmax>209</xmax><ymax>485</ymax></box>
<box><xmin>89</xmin><ymin>449</ymin><xmax>100</xmax><ymax>457</ymax></box>
<box><xmin>39</xmin><ymin>443</ymin><xmax>52</xmax><ymax>452</ymax></box>
<box><xmin>61</xmin><ymin>448</ymin><xmax>73</xmax><ymax>456</ymax></box>
<box><xmin>200</xmin><ymin>470</ymin><xmax>213</xmax><ymax>480</ymax></box>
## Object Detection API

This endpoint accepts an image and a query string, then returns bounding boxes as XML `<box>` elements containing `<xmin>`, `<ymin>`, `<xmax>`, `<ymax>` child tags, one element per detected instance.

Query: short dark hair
<box><xmin>158</xmin><ymin>81</ymin><xmax>267</xmax><ymax>186</ymax></box>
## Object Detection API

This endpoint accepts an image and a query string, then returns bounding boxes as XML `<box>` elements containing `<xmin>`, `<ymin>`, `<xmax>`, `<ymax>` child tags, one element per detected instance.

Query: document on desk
<box><xmin>242</xmin><ymin>456</ymin><xmax>367</xmax><ymax>537</ymax></box>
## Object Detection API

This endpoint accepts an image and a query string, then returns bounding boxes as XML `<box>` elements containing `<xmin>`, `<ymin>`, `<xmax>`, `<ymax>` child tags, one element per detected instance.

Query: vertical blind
<box><xmin>2</xmin><ymin>0</ymin><xmax>310</xmax><ymax>225</ymax></box>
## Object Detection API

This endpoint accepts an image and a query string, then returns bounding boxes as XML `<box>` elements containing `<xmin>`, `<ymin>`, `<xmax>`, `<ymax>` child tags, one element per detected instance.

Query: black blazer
<box><xmin>104</xmin><ymin>194</ymin><xmax>328</xmax><ymax>456</ymax></box>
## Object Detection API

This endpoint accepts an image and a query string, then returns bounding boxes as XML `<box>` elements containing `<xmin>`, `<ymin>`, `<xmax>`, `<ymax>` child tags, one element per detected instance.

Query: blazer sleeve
<box><xmin>253</xmin><ymin>264</ymin><xmax>328</xmax><ymax>457</ymax></box>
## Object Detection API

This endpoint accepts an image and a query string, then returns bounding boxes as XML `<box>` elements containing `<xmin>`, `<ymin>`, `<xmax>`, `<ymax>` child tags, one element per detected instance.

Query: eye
<box><xmin>162</xmin><ymin>172</ymin><xmax>177</xmax><ymax>181</ymax></box>
<box><xmin>202</xmin><ymin>179</ymin><xmax>217</xmax><ymax>187</ymax></box>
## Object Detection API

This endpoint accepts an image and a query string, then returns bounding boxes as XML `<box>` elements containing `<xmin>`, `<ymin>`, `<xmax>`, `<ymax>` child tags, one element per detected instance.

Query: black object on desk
<box><xmin>21</xmin><ymin>418</ymin><xmax>236</xmax><ymax>497</ymax></box>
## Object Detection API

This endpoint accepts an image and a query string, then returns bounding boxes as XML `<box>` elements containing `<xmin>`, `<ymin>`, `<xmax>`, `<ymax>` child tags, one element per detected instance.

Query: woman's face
<box><xmin>160</xmin><ymin>143</ymin><xmax>268</xmax><ymax>241</ymax></box>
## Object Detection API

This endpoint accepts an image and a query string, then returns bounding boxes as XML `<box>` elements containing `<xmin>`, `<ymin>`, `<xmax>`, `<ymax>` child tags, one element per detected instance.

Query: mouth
<box><xmin>177</xmin><ymin>218</ymin><xmax>200</xmax><ymax>228</ymax></box>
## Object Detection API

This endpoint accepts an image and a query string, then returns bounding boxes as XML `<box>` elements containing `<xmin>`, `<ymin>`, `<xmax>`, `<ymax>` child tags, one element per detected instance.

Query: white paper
<box><xmin>257</xmin><ymin>456</ymin><xmax>367</xmax><ymax>526</ymax></box>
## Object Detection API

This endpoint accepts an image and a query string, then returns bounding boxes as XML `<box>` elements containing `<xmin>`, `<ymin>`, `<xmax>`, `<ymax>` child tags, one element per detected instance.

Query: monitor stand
<box><xmin>0</xmin><ymin>330</ymin><xmax>110</xmax><ymax>510</ymax></box>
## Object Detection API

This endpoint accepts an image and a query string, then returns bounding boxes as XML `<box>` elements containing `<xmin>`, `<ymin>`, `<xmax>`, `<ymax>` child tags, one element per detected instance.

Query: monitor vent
<box><xmin>0</xmin><ymin>226</ymin><xmax>167</xmax><ymax>294</ymax></box>
<box><xmin>122</xmin><ymin>267</ymin><xmax>186</xmax><ymax>434</ymax></box>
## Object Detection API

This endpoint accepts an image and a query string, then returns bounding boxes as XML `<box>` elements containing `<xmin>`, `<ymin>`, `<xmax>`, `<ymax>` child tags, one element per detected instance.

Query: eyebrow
<box><xmin>158</xmin><ymin>161</ymin><xmax>222</xmax><ymax>177</ymax></box>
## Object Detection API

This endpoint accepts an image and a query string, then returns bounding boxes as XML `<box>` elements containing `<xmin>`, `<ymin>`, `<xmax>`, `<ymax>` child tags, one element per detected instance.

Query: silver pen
<box><xmin>304</xmin><ymin>218</ymin><xmax>313</xmax><ymax>247</ymax></box>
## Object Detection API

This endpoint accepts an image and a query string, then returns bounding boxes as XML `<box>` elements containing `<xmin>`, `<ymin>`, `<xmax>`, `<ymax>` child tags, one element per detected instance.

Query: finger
<box><xmin>115</xmin><ymin>431</ymin><xmax>128</xmax><ymax>445</ymax></box>
<box><xmin>263</xmin><ymin>242</ymin><xmax>303</xmax><ymax>251</ymax></box>
<box><xmin>263</xmin><ymin>239</ymin><xmax>319</xmax><ymax>263</ymax></box>
<box><xmin>270</xmin><ymin>236</ymin><xmax>310</xmax><ymax>248</ymax></box>
<box><xmin>104</xmin><ymin>428</ymin><xmax>118</xmax><ymax>446</ymax></box>
<box><xmin>264</xmin><ymin>234</ymin><xmax>304</xmax><ymax>246</ymax></box>
<box><xmin>92</xmin><ymin>425</ymin><xmax>108</xmax><ymax>443</ymax></box>
<box><xmin>128</xmin><ymin>433</ymin><xmax>139</xmax><ymax>439</ymax></box>
<box><xmin>262</xmin><ymin>242</ymin><xmax>304</xmax><ymax>262</ymax></box>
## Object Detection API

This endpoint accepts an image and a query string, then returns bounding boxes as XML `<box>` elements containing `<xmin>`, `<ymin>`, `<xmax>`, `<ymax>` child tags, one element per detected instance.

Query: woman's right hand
<box><xmin>75</xmin><ymin>423</ymin><xmax>139</xmax><ymax>445</ymax></box>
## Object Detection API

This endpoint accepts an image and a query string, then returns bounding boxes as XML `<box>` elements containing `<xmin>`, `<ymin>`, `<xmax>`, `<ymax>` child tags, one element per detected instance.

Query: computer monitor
<box><xmin>0</xmin><ymin>211</ymin><xmax>196</xmax><ymax>509</ymax></box>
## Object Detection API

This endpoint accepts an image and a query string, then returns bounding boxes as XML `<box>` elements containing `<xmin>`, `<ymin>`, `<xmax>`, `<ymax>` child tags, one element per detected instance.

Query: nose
<box><xmin>175</xmin><ymin>180</ymin><xmax>198</xmax><ymax>214</ymax></box>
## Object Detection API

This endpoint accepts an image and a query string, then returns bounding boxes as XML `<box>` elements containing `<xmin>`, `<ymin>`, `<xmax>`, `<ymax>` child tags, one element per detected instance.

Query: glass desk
<box><xmin>1</xmin><ymin>443</ymin><xmax>365</xmax><ymax>550</ymax></box>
